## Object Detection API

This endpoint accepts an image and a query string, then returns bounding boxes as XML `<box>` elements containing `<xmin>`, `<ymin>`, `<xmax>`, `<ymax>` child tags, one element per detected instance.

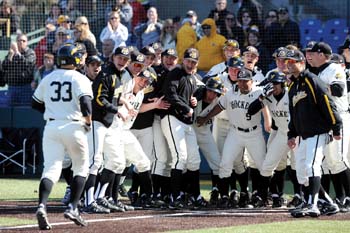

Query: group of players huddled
<box><xmin>32</xmin><ymin>37</ymin><xmax>350</xmax><ymax>230</ymax></box>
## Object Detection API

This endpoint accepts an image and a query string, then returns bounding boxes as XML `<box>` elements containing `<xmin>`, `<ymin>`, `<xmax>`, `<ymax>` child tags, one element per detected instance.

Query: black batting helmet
<box><xmin>56</xmin><ymin>43</ymin><xmax>82</xmax><ymax>67</ymax></box>
<box><xmin>206</xmin><ymin>76</ymin><xmax>224</xmax><ymax>94</ymax></box>
<box><xmin>267</xmin><ymin>70</ymin><xmax>286</xmax><ymax>83</ymax></box>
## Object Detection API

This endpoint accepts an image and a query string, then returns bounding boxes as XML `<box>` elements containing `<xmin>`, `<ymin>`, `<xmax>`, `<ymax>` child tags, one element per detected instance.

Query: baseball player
<box><xmin>247</xmin><ymin>71</ymin><xmax>290</xmax><ymax>207</ymax></box>
<box><xmin>193</xmin><ymin>77</ymin><xmax>224</xmax><ymax>206</ymax></box>
<box><xmin>307</xmin><ymin>42</ymin><xmax>350</xmax><ymax>214</ymax></box>
<box><xmin>84</xmin><ymin>46</ymin><xmax>133</xmax><ymax>214</ymax></box>
<box><xmin>33</xmin><ymin>44</ymin><xmax>92</xmax><ymax>230</ymax></box>
<box><xmin>161</xmin><ymin>48</ymin><xmax>207</xmax><ymax>209</ymax></box>
<box><xmin>286</xmin><ymin>49</ymin><xmax>342</xmax><ymax>218</ymax></box>
<box><xmin>197</xmin><ymin>68</ymin><xmax>268</xmax><ymax>208</ymax></box>
<box><xmin>152</xmin><ymin>48</ymin><xmax>179</xmax><ymax>203</ymax></box>
<box><xmin>242</xmin><ymin>46</ymin><xmax>265</xmax><ymax>84</ymax></box>
<box><xmin>205</xmin><ymin>39</ymin><xmax>241</xmax><ymax>81</ymax></box>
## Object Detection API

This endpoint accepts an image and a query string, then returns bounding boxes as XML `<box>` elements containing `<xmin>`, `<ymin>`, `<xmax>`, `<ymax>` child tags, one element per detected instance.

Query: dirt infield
<box><xmin>1</xmin><ymin>200</ymin><xmax>350</xmax><ymax>233</ymax></box>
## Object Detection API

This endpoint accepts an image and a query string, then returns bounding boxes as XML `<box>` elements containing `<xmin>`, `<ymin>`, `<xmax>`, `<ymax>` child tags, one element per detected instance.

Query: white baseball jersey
<box><xmin>318</xmin><ymin>63</ymin><xmax>348</xmax><ymax>112</ymax></box>
<box><xmin>33</xmin><ymin>69</ymin><xmax>93</xmax><ymax>120</ymax></box>
<box><xmin>262</xmin><ymin>89</ymin><xmax>290</xmax><ymax>133</ymax></box>
<box><xmin>253</xmin><ymin>68</ymin><xmax>265</xmax><ymax>84</ymax></box>
<box><xmin>216</xmin><ymin>73</ymin><xmax>237</xmax><ymax>120</ymax></box>
<box><xmin>206</xmin><ymin>61</ymin><xmax>227</xmax><ymax>77</ymax></box>
<box><xmin>218</xmin><ymin>86</ymin><xmax>263</xmax><ymax>128</ymax></box>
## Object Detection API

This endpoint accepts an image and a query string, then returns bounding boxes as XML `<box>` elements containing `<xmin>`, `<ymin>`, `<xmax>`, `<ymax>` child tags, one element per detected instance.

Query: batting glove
<box><xmin>261</xmin><ymin>83</ymin><xmax>274</xmax><ymax>97</ymax></box>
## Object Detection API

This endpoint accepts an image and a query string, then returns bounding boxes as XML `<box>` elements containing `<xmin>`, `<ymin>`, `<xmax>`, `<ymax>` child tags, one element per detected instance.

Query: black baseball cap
<box><xmin>339</xmin><ymin>38</ymin><xmax>350</xmax><ymax>50</ymax></box>
<box><xmin>114</xmin><ymin>46</ymin><xmax>131</xmax><ymax>58</ymax></box>
<box><xmin>227</xmin><ymin>56</ymin><xmax>244</xmax><ymax>68</ymax></box>
<box><xmin>140</xmin><ymin>46</ymin><xmax>156</xmax><ymax>57</ymax></box>
<box><xmin>139</xmin><ymin>69</ymin><xmax>154</xmax><ymax>81</ymax></box>
<box><xmin>278</xmin><ymin>7</ymin><xmax>288</xmax><ymax>14</ymax></box>
<box><xmin>237</xmin><ymin>69</ymin><xmax>253</xmax><ymax>80</ymax></box>
<box><xmin>272</xmin><ymin>47</ymin><xmax>288</xmax><ymax>58</ymax></box>
<box><xmin>86</xmin><ymin>55</ymin><xmax>103</xmax><ymax>65</ymax></box>
<box><xmin>285</xmin><ymin>49</ymin><xmax>305</xmax><ymax>62</ymax></box>
<box><xmin>309</xmin><ymin>42</ymin><xmax>332</xmax><ymax>55</ymax></box>
<box><xmin>303</xmin><ymin>41</ymin><xmax>317</xmax><ymax>51</ymax></box>
<box><xmin>130</xmin><ymin>52</ymin><xmax>145</xmax><ymax>63</ymax></box>
<box><xmin>186</xmin><ymin>10</ymin><xmax>197</xmax><ymax>17</ymax></box>
<box><xmin>243</xmin><ymin>46</ymin><xmax>259</xmax><ymax>56</ymax></box>
<box><xmin>184</xmin><ymin>48</ymin><xmax>199</xmax><ymax>62</ymax></box>
<box><xmin>161</xmin><ymin>48</ymin><xmax>178</xmax><ymax>57</ymax></box>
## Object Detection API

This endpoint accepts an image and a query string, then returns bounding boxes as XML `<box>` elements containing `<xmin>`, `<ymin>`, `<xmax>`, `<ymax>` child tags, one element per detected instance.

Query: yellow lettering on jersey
<box><xmin>292</xmin><ymin>91</ymin><xmax>307</xmax><ymax>107</ymax></box>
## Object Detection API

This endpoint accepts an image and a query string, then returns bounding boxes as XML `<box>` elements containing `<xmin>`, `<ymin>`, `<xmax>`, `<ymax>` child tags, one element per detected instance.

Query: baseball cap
<box><xmin>140</xmin><ymin>46</ymin><xmax>156</xmax><ymax>57</ymax></box>
<box><xmin>57</xmin><ymin>15</ymin><xmax>71</xmax><ymax>24</ymax></box>
<box><xmin>114</xmin><ymin>46</ymin><xmax>131</xmax><ymax>58</ymax></box>
<box><xmin>272</xmin><ymin>47</ymin><xmax>288</xmax><ymax>58</ymax></box>
<box><xmin>150</xmin><ymin>42</ymin><xmax>163</xmax><ymax>52</ymax></box>
<box><xmin>183</xmin><ymin>48</ymin><xmax>199</xmax><ymax>62</ymax></box>
<box><xmin>330</xmin><ymin>53</ymin><xmax>345</xmax><ymax>64</ymax></box>
<box><xmin>284</xmin><ymin>49</ymin><xmax>305</xmax><ymax>62</ymax></box>
<box><xmin>309</xmin><ymin>42</ymin><xmax>332</xmax><ymax>55</ymax></box>
<box><xmin>86</xmin><ymin>55</ymin><xmax>103</xmax><ymax>65</ymax></box>
<box><xmin>131</xmin><ymin>52</ymin><xmax>145</xmax><ymax>63</ymax></box>
<box><xmin>227</xmin><ymin>56</ymin><xmax>244</xmax><ymax>68</ymax></box>
<box><xmin>56</xmin><ymin>26</ymin><xmax>68</xmax><ymax>35</ymax></box>
<box><xmin>161</xmin><ymin>48</ymin><xmax>178</xmax><ymax>57</ymax></box>
<box><xmin>74</xmin><ymin>42</ymin><xmax>87</xmax><ymax>54</ymax></box>
<box><xmin>237</xmin><ymin>69</ymin><xmax>253</xmax><ymax>80</ymax></box>
<box><xmin>223</xmin><ymin>39</ymin><xmax>239</xmax><ymax>49</ymax></box>
<box><xmin>303</xmin><ymin>41</ymin><xmax>317</xmax><ymax>51</ymax></box>
<box><xmin>127</xmin><ymin>45</ymin><xmax>138</xmax><ymax>53</ymax></box>
<box><xmin>339</xmin><ymin>38</ymin><xmax>350</xmax><ymax>49</ymax></box>
<box><xmin>186</xmin><ymin>10</ymin><xmax>197</xmax><ymax>17</ymax></box>
<box><xmin>243</xmin><ymin>46</ymin><xmax>259</xmax><ymax>56</ymax></box>
<box><xmin>139</xmin><ymin>69</ymin><xmax>155</xmax><ymax>83</ymax></box>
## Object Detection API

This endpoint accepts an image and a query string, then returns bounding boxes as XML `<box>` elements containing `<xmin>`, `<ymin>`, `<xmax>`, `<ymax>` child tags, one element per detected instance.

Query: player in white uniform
<box><xmin>32</xmin><ymin>44</ymin><xmax>92</xmax><ymax>230</ymax></box>
<box><xmin>205</xmin><ymin>39</ymin><xmax>241</xmax><ymax>80</ymax></box>
<box><xmin>308</xmin><ymin>42</ymin><xmax>350</xmax><ymax>213</ymax></box>
<box><xmin>197</xmin><ymin>69</ymin><xmax>267</xmax><ymax>208</ymax></box>
<box><xmin>242</xmin><ymin>46</ymin><xmax>265</xmax><ymax>84</ymax></box>
<box><xmin>193</xmin><ymin>77</ymin><xmax>224</xmax><ymax>206</ymax></box>
<box><xmin>247</xmin><ymin>71</ymin><xmax>290</xmax><ymax>207</ymax></box>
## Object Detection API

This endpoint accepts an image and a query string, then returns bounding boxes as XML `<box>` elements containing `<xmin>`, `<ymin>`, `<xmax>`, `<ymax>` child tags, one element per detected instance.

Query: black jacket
<box><xmin>92</xmin><ymin>63</ymin><xmax>124</xmax><ymax>128</ymax></box>
<box><xmin>288</xmin><ymin>70</ymin><xmax>342</xmax><ymax>140</ymax></box>
<box><xmin>162</xmin><ymin>65</ymin><xmax>198</xmax><ymax>124</ymax></box>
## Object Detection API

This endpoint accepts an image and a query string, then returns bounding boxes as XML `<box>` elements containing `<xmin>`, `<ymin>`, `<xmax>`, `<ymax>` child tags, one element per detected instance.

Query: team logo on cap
<box><xmin>278</xmin><ymin>50</ymin><xmax>287</xmax><ymax>57</ymax></box>
<box><xmin>238</xmin><ymin>71</ymin><xmax>246</xmax><ymax>78</ymax></box>
<box><xmin>152</xmin><ymin>43</ymin><xmax>161</xmax><ymax>50</ymax></box>
<box><xmin>121</xmin><ymin>47</ymin><xmax>129</xmax><ymax>55</ymax></box>
<box><xmin>142</xmin><ymin>70</ymin><xmax>151</xmax><ymax>78</ymax></box>
<box><xmin>168</xmin><ymin>48</ymin><xmax>175</xmax><ymax>55</ymax></box>
<box><xmin>137</xmin><ymin>54</ymin><xmax>145</xmax><ymax>62</ymax></box>
<box><xmin>189</xmin><ymin>51</ymin><xmax>198</xmax><ymax>59</ymax></box>
<box><xmin>212</xmin><ymin>76</ymin><xmax>221</xmax><ymax>82</ymax></box>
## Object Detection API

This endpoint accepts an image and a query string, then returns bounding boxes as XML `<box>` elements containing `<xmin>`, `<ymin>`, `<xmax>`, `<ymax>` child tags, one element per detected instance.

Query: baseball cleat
<box><xmin>61</xmin><ymin>186</ymin><xmax>71</xmax><ymax>206</ymax></box>
<box><xmin>272</xmin><ymin>195</ymin><xmax>283</xmax><ymax>208</ymax></box>
<box><xmin>209</xmin><ymin>188</ymin><xmax>219</xmax><ymax>206</ymax></box>
<box><xmin>96</xmin><ymin>197</ymin><xmax>125</xmax><ymax>212</ymax></box>
<box><xmin>82</xmin><ymin>201</ymin><xmax>110</xmax><ymax>214</ymax></box>
<box><xmin>118</xmin><ymin>184</ymin><xmax>128</xmax><ymax>197</ymax></box>
<box><xmin>291</xmin><ymin>204</ymin><xmax>320</xmax><ymax>218</ymax></box>
<box><xmin>320</xmin><ymin>202</ymin><xmax>339</xmax><ymax>216</ymax></box>
<box><xmin>64</xmin><ymin>208</ymin><xmax>87</xmax><ymax>227</ymax></box>
<box><xmin>36</xmin><ymin>207</ymin><xmax>52</xmax><ymax>230</ymax></box>
<box><xmin>287</xmin><ymin>194</ymin><xmax>302</xmax><ymax>208</ymax></box>
<box><xmin>115</xmin><ymin>200</ymin><xmax>135</xmax><ymax>211</ymax></box>
<box><xmin>229</xmin><ymin>190</ymin><xmax>239</xmax><ymax>208</ymax></box>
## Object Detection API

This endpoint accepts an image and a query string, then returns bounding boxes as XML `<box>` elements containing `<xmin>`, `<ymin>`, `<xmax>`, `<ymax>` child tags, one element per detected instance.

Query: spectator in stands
<box><xmin>101</xmin><ymin>38</ymin><xmax>116</xmax><ymax>63</ymax></box>
<box><xmin>208</xmin><ymin>0</ymin><xmax>230</xmax><ymax>35</ymax></box>
<box><xmin>52</xmin><ymin>27</ymin><xmax>70</xmax><ymax>55</ymax></box>
<box><xmin>172</xmin><ymin>15</ymin><xmax>182</xmax><ymax>32</ymax></box>
<box><xmin>134</xmin><ymin>7</ymin><xmax>163</xmax><ymax>49</ymax></box>
<box><xmin>57</xmin><ymin>14</ymin><xmax>74</xmax><ymax>39</ymax></box>
<box><xmin>176</xmin><ymin>18</ymin><xmax>197</xmax><ymax>64</ymax></box>
<box><xmin>2</xmin><ymin>34</ymin><xmax>36</xmax><ymax>106</ymax></box>
<box><xmin>237</xmin><ymin>8</ymin><xmax>260</xmax><ymax>47</ymax></box>
<box><xmin>195</xmin><ymin>18</ymin><xmax>226</xmax><ymax>75</ymax></box>
<box><xmin>100</xmin><ymin>10</ymin><xmax>128</xmax><ymax>51</ymax></box>
<box><xmin>46</xmin><ymin>3</ymin><xmax>62</xmax><ymax>26</ymax></box>
<box><xmin>34</xmin><ymin>23</ymin><xmax>56</xmax><ymax>68</ymax></box>
<box><xmin>159</xmin><ymin>19</ymin><xmax>176</xmax><ymax>50</ymax></box>
<box><xmin>220</xmin><ymin>12</ymin><xmax>244</xmax><ymax>46</ymax></box>
<box><xmin>74</xmin><ymin>24</ymin><xmax>98</xmax><ymax>56</ymax></box>
<box><xmin>75</xmin><ymin>16</ymin><xmax>96</xmax><ymax>46</ymax></box>
<box><xmin>0</xmin><ymin>1</ymin><xmax>20</xmax><ymax>36</ymax></box>
<box><xmin>185</xmin><ymin>10</ymin><xmax>203</xmax><ymax>40</ymax></box>
<box><xmin>106</xmin><ymin>0</ymin><xmax>133</xmax><ymax>32</ymax></box>
<box><xmin>265</xmin><ymin>7</ymin><xmax>300</xmax><ymax>55</ymax></box>
<box><xmin>129</xmin><ymin>0</ymin><xmax>147</xmax><ymax>29</ymax></box>
<box><xmin>247</xmin><ymin>29</ymin><xmax>270</xmax><ymax>74</ymax></box>
<box><xmin>263</xmin><ymin>9</ymin><xmax>278</xmax><ymax>31</ymax></box>
<box><xmin>32</xmin><ymin>53</ymin><xmax>55</xmax><ymax>90</ymax></box>
<box><xmin>236</xmin><ymin>0</ymin><xmax>263</xmax><ymax>25</ymax></box>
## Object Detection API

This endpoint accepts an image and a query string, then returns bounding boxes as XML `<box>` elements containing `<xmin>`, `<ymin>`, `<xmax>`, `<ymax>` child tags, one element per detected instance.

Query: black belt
<box><xmin>234</xmin><ymin>125</ymin><xmax>257</xmax><ymax>133</ymax></box>
<box><xmin>49</xmin><ymin>118</ymin><xmax>79</xmax><ymax>121</ymax></box>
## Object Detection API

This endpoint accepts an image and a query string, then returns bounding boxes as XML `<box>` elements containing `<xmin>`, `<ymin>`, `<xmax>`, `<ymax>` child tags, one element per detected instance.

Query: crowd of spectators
<box><xmin>0</xmin><ymin>0</ymin><xmax>305</xmax><ymax>107</ymax></box>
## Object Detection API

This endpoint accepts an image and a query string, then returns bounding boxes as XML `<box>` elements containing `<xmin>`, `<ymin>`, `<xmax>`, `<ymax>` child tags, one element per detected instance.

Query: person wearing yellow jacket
<box><xmin>195</xmin><ymin>18</ymin><xmax>226</xmax><ymax>75</ymax></box>
<box><xmin>176</xmin><ymin>19</ymin><xmax>198</xmax><ymax>64</ymax></box>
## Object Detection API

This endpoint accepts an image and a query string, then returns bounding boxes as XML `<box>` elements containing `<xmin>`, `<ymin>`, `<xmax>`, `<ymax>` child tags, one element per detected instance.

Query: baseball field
<box><xmin>0</xmin><ymin>177</ymin><xmax>350</xmax><ymax>233</ymax></box>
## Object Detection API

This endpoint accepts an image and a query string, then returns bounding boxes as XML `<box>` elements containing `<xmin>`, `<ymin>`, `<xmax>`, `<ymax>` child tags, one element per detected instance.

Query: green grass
<box><xmin>0</xmin><ymin>217</ymin><xmax>36</xmax><ymax>227</ymax></box>
<box><xmin>168</xmin><ymin>220</ymin><xmax>350</xmax><ymax>233</ymax></box>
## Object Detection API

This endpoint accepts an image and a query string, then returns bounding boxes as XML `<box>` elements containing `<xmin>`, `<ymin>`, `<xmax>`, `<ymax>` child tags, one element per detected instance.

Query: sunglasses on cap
<box><xmin>285</xmin><ymin>59</ymin><xmax>298</xmax><ymax>64</ymax></box>
<box><xmin>133</xmin><ymin>63</ymin><xmax>144</xmax><ymax>68</ymax></box>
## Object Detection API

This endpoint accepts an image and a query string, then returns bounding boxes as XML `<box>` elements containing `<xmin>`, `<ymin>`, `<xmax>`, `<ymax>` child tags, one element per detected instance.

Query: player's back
<box><xmin>37</xmin><ymin>69</ymin><xmax>92</xmax><ymax>121</ymax></box>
